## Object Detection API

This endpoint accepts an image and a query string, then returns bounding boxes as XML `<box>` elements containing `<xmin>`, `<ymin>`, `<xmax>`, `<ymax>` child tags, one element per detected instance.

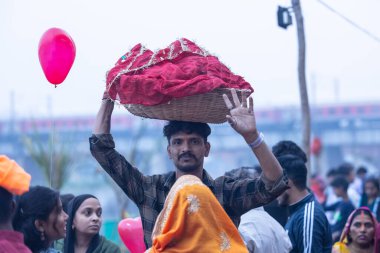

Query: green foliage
<box><xmin>22</xmin><ymin>129</ymin><xmax>72</xmax><ymax>190</ymax></box>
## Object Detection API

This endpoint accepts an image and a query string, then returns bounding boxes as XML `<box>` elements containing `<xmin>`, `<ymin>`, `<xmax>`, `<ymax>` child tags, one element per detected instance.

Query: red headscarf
<box><xmin>106</xmin><ymin>38</ymin><xmax>253</xmax><ymax>106</ymax></box>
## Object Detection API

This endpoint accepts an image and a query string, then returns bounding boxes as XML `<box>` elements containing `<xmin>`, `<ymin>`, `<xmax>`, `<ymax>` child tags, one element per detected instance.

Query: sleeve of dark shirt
<box><xmin>224</xmin><ymin>172</ymin><xmax>289</xmax><ymax>216</ymax></box>
<box><xmin>89</xmin><ymin>134</ymin><xmax>145</xmax><ymax>204</ymax></box>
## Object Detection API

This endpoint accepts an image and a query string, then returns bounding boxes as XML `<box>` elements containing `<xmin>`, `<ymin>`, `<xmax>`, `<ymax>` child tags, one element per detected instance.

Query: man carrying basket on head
<box><xmin>89</xmin><ymin>38</ymin><xmax>288</xmax><ymax>249</ymax></box>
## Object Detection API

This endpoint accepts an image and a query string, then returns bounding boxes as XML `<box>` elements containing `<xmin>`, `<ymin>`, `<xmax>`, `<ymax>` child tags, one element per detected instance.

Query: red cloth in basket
<box><xmin>106</xmin><ymin>38</ymin><xmax>253</xmax><ymax>105</ymax></box>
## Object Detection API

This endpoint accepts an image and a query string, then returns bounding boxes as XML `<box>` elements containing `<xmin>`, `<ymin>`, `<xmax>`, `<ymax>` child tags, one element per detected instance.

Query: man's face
<box><xmin>277</xmin><ymin>178</ymin><xmax>294</xmax><ymax>206</ymax></box>
<box><xmin>333</xmin><ymin>186</ymin><xmax>344</xmax><ymax>198</ymax></box>
<box><xmin>327</xmin><ymin>175</ymin><xmax>335</xmax><ymax>185</ymax></box>
<box><xmin>277</xmin><ymin>189</ymin><xmax>290</xmax><ymax>206</ymax></box>
<box><xmin>347</xmin><ymin>171</ymin><xmax>355</xmax><ymax>183</ymax></box>
<box><xmin>167</xmin><ymin>132</ymin><xmax>210</xmax><ymax>173</ymax></box>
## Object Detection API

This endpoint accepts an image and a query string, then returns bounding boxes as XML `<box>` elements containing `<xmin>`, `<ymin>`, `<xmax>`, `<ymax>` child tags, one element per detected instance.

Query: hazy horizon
<box><xmin>1</xmin><ymin>0</ymin><xmax>379</xmax><ymax>120</ymax></box>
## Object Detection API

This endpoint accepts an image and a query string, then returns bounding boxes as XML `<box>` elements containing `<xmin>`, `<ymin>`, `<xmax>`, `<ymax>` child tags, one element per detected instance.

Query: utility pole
<box><xmin>278</xmin><ymin>0</ymin><xmax>311</xmax><ymax>171</ymax></box>
<box><xmin>292</xmin><ymin>0</ymin><xmax>311</xmax><ymax>165</ymax></box>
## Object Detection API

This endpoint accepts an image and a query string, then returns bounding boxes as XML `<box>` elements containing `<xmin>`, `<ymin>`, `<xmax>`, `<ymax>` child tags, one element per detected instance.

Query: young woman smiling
<box><xmin>13</xmin><ymin>186</ymin><xmax>68</xmax><ymax>253</ymax></box>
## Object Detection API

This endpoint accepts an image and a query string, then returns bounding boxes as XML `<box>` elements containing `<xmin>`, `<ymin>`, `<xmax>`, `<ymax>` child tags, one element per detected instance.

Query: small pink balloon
<box><xmin>38</xmin><ymin>28</ymin><xmax>76</xmax><ymax>85</ymax></box>
<box><xmin>118</xmin><ymin>217</ymin><xmax>146</xmax><ymax>253</ymax></box>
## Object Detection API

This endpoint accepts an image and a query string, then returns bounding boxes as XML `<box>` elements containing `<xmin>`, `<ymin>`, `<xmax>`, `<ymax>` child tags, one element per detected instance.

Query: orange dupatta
<box><xmin>146</xmin><ymin>175</ymin><xmax>248</xmax><ymax>253</ymax></box>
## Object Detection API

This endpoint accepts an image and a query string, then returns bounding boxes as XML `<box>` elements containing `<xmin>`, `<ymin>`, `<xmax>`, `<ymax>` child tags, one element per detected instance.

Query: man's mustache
<box><xmin>178</xmin><ymin>152</ymin><xmax>196</xmax><ymax>160</ymax></box>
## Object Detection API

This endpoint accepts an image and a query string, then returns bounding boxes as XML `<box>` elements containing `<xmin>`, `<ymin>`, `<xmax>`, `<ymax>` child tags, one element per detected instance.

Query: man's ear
<box><xmin>167</xmin><ymin>145</ymin><xmax>173</xmax><ymax>160</ymax></box>
<box><xmin>287</xmin><ymin>179</ymin><xmax>294</xmax><ymax>189</ymax></box>
<box><xmin>204</xmin><ymin>142</ymin><xmax>211</xmax><ymax>157</ymax></box>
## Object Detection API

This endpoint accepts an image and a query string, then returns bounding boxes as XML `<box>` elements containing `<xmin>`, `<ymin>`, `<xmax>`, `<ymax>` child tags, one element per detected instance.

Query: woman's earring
<box><xmin>40</xmin><ymin>230</ymin><xmax>45</xmax><ymax>241</ymax></box>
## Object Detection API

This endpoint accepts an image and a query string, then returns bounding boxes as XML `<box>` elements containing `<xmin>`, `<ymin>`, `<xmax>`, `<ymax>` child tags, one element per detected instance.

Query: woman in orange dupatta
<box><xmin>332</xmin><ymin>206</ymin><xmax>380</xmax><ymax>253</ymax></box>
<box><xmin>145</xmin><ymin>175</ymin><xmax>248</xmax><ymax>253</ymax></box>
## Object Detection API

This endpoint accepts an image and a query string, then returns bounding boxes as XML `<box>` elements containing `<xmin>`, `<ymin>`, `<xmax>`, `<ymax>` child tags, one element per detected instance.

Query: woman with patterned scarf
<box><xmin>145</xmin><ymin>175</ymin><xmax>248</xmax><ymax>253</ymax></box>
<box><xmin>332</xmin><ymin>206</ymin><xmax>380</xmax><ymax>253</ymax></box>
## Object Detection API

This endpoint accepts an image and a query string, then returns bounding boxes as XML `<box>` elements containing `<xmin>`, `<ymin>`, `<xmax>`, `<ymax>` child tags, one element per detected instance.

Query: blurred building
<box><xmin>1</xmin><ymin>102</ymin><xmax>380</xmax><ymax>218</ymax></box>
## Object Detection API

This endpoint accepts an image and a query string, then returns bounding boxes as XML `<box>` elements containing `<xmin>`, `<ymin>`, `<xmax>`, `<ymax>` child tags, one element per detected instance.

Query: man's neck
<box><xmin>289</xmin><ymin>189</ymin><xmax>310</xmax><ymax>206</ymax></box>
<box><xmin>176</xmin><ymin>168</ymin><xmax>203</xmax><ymax>180</ymax></box>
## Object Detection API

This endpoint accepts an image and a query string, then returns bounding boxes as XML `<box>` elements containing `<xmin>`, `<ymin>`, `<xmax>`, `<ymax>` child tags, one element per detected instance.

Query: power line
<box><xmin>316</xmin><ymin>0</ymin><xmax>380</xmax><ymax>44</ymax></box>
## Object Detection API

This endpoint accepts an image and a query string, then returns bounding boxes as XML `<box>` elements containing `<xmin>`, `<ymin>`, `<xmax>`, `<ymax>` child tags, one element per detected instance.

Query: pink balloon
<box><xmin>38</xmin><ymin>28</ymin><xmax>76</xmax><ymax>85</ymax></box>
<box><xmin>118</xmin><ymin>217</ymin><xmax>146</xmax><ymax>253</ymax></box>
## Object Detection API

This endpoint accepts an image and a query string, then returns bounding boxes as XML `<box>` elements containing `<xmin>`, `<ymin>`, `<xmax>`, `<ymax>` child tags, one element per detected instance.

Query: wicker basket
<box><xmin>124</xmin><ymin>88</ymin><xmax>251</xmax><ymax>124</ymax></box>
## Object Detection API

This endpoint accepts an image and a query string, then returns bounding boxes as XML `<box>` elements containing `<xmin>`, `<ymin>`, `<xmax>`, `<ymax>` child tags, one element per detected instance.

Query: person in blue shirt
<box><xmin>277</xmin><ymin>154</ymin><xmax>332</xmax><ymax>253</ymax></box>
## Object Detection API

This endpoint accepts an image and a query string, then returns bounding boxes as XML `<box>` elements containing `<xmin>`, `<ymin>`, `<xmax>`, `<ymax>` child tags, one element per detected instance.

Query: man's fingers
<box><xmin>241</xmin><ymin>91</ymin><xmax>247</xmax><ymax>108</ymax></box>
<box><xmin>248</xmin><ymin>97</ymin><xmax>254</xmax><ymax>114</ymax></box>
<box><xmin>223</xmin><ymin>94</ymin><xmax>233</xmax><ymax>110</ymax></box>
<box><xmin>226</xmin><ymin>115</ymin><xmax>236</xmax><ymax>127</ymax></box>
<box><xmin>231</xmin><ymin>89</ymin><xmax>241</xmax><ymax>107</ymax></box>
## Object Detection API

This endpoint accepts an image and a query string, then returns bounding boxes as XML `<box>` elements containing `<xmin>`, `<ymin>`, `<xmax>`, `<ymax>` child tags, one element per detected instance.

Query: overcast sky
<box><xmin>1</xmin><ymin>0</ymin><xmax>379</xmax><ymax>120</ymax></box>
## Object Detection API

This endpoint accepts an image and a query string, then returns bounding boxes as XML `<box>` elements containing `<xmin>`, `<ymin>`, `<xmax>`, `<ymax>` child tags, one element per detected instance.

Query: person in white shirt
<box><xmin>239</xmin><ymin>206</ymin><xmax>292</xmax><ymax>253</ymax></box>
<box><xmin>225</xmin><ymin>167</ymin><xmax>292</xmax><ymax>253</ymax></box>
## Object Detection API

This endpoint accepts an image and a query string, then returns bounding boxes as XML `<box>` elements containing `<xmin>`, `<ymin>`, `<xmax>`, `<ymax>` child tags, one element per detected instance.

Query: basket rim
<box><xmin>121</xmin><ymin>88</ymin><xmax>253</xmax><ymax>124</ymax></box>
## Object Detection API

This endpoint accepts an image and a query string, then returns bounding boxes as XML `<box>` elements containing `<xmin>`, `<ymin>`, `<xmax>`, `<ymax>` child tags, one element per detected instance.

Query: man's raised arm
<box><xmin>93</xmin><ymin>97</ymin><xmax>114</xmax><ymax>135</ymax></box>
<box><xmin>90</xmin><ymin>94</ymin><xmax>145</xmax><ymax>204</ymax></box>
<box><xmin>223</xmin><ymin>89</ymin><xmax>283</xmax><ymax>182</ymax></box>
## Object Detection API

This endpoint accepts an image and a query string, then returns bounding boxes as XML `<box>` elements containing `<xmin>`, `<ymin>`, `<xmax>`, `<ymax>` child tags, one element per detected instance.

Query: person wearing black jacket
<box><xmin>277</xmin><ymin>154</ymin><xmax>332</xmax><ymax>253</ymax></box>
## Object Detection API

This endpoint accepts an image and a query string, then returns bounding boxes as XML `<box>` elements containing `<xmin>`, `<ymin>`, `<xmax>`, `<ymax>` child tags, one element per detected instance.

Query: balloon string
<box><xmin>50</xmin><ymin>116</ymin><xmax>55</xmax><ymax>188</ymax></box>
<box><xmin>49</xmin><ymin>119</ymin><xmax>54</xmax><ymax>188</ymax></box>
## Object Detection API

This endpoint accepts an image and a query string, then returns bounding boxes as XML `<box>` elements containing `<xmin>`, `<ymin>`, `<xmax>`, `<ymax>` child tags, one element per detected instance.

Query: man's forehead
<box><xmin>170</xmin><ymin>132</ymin><xmax>203</xmax><ymax>139</ymax></box>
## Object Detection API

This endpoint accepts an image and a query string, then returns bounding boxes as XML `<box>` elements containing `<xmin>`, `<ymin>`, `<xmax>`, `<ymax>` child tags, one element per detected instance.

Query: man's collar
<box><xmin>163</xmin><ymin>169</ymin><xmax>214</xmax><ymax>191</ymax></box>
<box><xmin>163</xmin><ymin>171</ymin><xmax>176</xmax><ymax>190</ymax></box>
<box><xmin>288</xmin><ymin>193</ymin><xmax>313</xmax><ymax>214</ymax></box>
<box><xmin>201</xmin><ymin>169</ymin><xmax>214</xmax><ymax>189</ymax></box>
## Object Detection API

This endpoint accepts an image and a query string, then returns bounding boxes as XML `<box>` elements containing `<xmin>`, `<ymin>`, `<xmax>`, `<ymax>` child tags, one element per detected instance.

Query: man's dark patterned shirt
<box><xmin>89</xmin><ymin>134</ymin><xmax>288</xmax><ymax>247</ymax></box>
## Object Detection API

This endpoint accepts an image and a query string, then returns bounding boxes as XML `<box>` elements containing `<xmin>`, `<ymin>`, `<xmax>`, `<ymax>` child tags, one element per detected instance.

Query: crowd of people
<box><xmin>1</xmin><ymin>89</ymin><xmax>380</xmax><ymax>253</ymax></box>
<box><xmin>0</xmin><ymin>155</ymin><xmax>120</xmax><ymax>253</ymax></box>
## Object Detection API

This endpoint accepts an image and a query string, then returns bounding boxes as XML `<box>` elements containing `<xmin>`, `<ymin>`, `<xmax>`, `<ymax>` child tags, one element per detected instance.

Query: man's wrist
<box><xmin>102</xmin><ymin>98</ymin><xmax>113</xmax><ymax>104</ymax></box>
<box><xmin>243</xmin><ymin>130</ymin><xmax>259</xmax><ymax>144</ymax></box>
<box><xmin>246</xmin><ymin>132</ymin><xmax>264</xmax><ymax>149</ymax></box>
<box><xmin>102</xmin><ymin>90</ymin><xmax>111</xmax><ymax>100</ymax></box>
